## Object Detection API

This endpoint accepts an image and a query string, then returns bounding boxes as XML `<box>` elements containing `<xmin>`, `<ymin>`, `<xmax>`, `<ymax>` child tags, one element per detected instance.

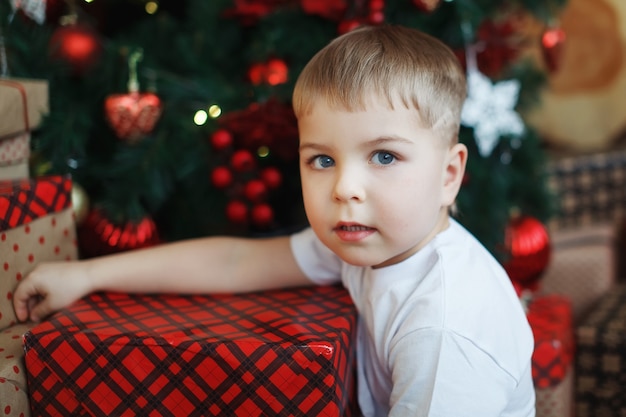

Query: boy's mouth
<box><xmin>334</xmin><ymin>223</ymin><xmax>376</xmax><ymax>241</ymax></box>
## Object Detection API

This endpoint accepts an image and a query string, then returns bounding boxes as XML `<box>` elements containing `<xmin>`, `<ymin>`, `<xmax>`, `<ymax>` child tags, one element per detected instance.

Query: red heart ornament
<box><xmin>104</xmin><ymin>92</ymin><xmax>163</xmax><ymax>142</ymax></box>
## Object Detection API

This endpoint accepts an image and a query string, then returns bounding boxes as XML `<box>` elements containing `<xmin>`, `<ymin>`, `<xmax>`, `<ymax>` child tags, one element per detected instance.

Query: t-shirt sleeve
<box><xmin>289</xmin><ymin>227</ymin><xmax>342</xmax><ymax>285</ymax></box>
<box><xmin>387</xmin><ymin>328</ymin><xmax>534</xmax><ymax>417</ymax></box>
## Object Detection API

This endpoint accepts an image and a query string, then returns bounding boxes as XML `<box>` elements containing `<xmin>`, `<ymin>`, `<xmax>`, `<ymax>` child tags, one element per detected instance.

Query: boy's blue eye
<box><xmin>312</xmin><ymin>155</ymin><xmax>335</xmax><ymax>169</ymax></box>
<box><xmin>371</xmin><ymin>151</ymin><xmax>395</xmax><ymax>165</ymax></box>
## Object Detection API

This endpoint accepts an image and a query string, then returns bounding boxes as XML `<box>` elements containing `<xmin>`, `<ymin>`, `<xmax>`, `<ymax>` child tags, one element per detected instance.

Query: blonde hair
<box><xmin>292</xmin><ymin>25</ymin><xmax>467</xmax><ymax>143</ymax></box>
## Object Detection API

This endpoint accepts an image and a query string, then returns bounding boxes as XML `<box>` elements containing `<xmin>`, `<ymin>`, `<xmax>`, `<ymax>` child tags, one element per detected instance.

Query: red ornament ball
<box><xmin>244</xmin><ymin>179</ymin><xmax>267</xmax><ymax>202</ymax></box>
<box><xmin>252</xmin><ymin>203</ymin><xmax>274</xmax><ymax>227</ymax></box>
<box><xmin>260</xmin><ymin>167</ymin><xmax>282</xmax><ymax>189</ymax></box>
<box><xmin>230</xmin><ymin>149</ymin><xmax>255</xmax><ymax>172</ymax></box>
<box><xmin>211</xmin><ymin>129</ymin><xmax>233</xmax><ymax>150</ymax></box>
<box><xmin>211</xmin><ymin>166</ymin><xmax>233</xmax><ymax>189</ymax></box>
<box><xmin>503</xmin><ymin>215</ymin><xmax>551</xmax><ymax>293</ymax></box>
<box><xmin>78</xmin><ymin>209</ymin><xmax>160</xmax><ymax>257</ymax></box>
<box><xmin>49</xmin><ymin>24</ymin><xmax>102</xmax><ymax>74</ymax></box>
<box><xmin>226</xmin><ymin>200</ymin><xmax>248</xmax><ymax>224</ymax></box>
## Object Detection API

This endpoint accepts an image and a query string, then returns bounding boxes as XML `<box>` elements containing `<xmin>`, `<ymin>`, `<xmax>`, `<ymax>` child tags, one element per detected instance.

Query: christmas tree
<box><xmin>2</xmin><ymin>0</ymin><xmax>564</xmax><ymax>260</ymax></box>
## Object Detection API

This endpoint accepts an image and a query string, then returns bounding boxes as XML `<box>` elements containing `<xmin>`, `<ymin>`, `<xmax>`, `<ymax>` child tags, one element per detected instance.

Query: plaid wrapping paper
<box><xmin>527</xmin><ymin>295</ymin><xmax>574</xmax><ymax>417</ymax></box>
<box><xmin>24</xmin><ymin>286</ymin><xmax>358</xmax><ymax>417</ymax></box>
<box><xmin>0</xmin><ymin>78</ymin><xmax>48</xmax><ymax>140</ymax></box>
<box><xmin>546</xmin><ymin>147</ymin><xmax>626</xmax><ymax>230</ymax></box>
<box><xmin>575</xmin><ymin>283</ymin><xmax>626</xmax><ymax>417</ymax></box>
<box><xmin>0</xmin><ymin>133</ymin><xmax>30</xmax><ymax>180</ymax></box>
<box><xmin>539</xmin><ymin>222</ymin><xmax>616</xmax><ymax>323</ymax></box>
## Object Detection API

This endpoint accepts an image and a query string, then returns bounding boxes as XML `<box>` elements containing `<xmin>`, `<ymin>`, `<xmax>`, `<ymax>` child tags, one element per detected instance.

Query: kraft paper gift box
<box><xmin>575</xmin><ymin>284</ymin><xmax>626</xmax><ymax>417</ymax></box>
<box><xmin>23</xmin><ymin>286</ymin><xmax>358</xmax><ymax>417</ymax></box>
<box><xmin>0</xmin><ymin>78</ymin><xmax>49</xmax><ymax>140</ymax></box>
<box><xmin>0</xmin><ymin>175</ymin><xmax>78</xmax><ymax>416</ymax></box>
<box><xmin>539</xmin><ymin>222</ymin><xmax>616</xmax><ymax>322</ymax></box>
<box><xmin>0</xmin><ymin>78</ymin><xmax>48</xmax><ymax>180</ymax></box>
<box><xmin>527</xmin><ymin>295</ymin><xmax>574</xmax><ymax>417</ymax></box>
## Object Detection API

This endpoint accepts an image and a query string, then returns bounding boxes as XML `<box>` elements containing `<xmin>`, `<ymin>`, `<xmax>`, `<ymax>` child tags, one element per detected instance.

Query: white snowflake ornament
<box><xmin>461</xmin><ymin>68</ymin><xmax>525</xmax><ymax>157</ymax></box>
<box><xmin>10</xmin><ymin>0</ymin><xmax>46</xmax><ymax>24</ymax></box>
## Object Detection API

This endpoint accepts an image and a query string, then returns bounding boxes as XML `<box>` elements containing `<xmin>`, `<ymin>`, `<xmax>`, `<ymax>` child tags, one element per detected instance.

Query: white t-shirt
<box><xmin>290</xmin><ymin>219</ymin><xmax>535</xmax><ymax>417</ymax></box>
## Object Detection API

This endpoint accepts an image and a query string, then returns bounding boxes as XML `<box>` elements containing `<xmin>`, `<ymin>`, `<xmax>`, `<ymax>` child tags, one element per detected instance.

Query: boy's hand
<box><xmin>13</xmin><ymin>261</ymin><xmax>91</xmax><ymax>322</ymax></box>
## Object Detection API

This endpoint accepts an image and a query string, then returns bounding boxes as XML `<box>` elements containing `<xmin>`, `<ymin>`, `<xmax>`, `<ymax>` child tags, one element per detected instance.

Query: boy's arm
<box><xmin>14</xmin><ymin>235</ymin><xmax>311</xmax><ymax>322</ymax></box>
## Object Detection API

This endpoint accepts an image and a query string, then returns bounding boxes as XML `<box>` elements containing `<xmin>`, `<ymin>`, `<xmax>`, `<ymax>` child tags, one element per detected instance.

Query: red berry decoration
<box><xmin>252</xmin><ymin>203</ymin><xmax>274</xmax><ymax>227</ymax></box>
<box><xmin>230</xmin><ymin>149</ymin><xmax>255</xmax><ymax>172</ymax></box>
<box><xmin>412</xmin><ymin>0</ymin><xmax>441</xmax><ymax>13</ymax></box>
<box><xmin>338</xmin><ymin>19</ymin><xmax>363</xmax><ymax>34</ymax></box>
<box><xmin>211</xmin><ymin>129</ymin><xmax>233</xmax><ymax>150</ymax></box>
<box><xmin>211</xmin><ymin>166</ymin><xmax>233</xmax><ymax>188</ymax></box>
<box><xmin>503</xmin><ymin>215</ymin><xmax>551</xmax><ymax>294</ymax></box>
<box><xmin>260</xmin><ymin>167</ymin><xmax>282</xmax><ymax>189</ymax></box>
<box><xmin>244</xmin><ymin>179</ymin><xmax>267</xmax><ymax>202</ymax></box>
<box><xmin>226</xmin><ymin>200</ymin><xmax>248</xmax><ymax>224</ymax></box>
<box><xmin>265</xmin><ymin>58</ymin><xmax>289</xmax><ymax>86</ymax></box>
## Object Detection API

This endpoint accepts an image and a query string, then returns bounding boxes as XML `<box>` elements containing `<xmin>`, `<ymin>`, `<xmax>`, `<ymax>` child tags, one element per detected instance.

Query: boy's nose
<box><xmin>332</xmin><ymin>168</ymin><xmax>365</xmax><ymax>202</ymax></box>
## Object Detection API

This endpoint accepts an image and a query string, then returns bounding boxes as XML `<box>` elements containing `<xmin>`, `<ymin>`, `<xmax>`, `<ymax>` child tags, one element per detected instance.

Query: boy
<box><xmin>14</xmin><ymin>25</ymin><xmax>535</xmax><ymax>416</ymax></box>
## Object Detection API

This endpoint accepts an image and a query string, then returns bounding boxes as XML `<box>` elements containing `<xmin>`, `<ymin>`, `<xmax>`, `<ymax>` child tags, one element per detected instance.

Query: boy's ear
<box><xmin>442</xmin><ymin>142</ymin><xmax>468</xmax><ymax>206</ymax></box>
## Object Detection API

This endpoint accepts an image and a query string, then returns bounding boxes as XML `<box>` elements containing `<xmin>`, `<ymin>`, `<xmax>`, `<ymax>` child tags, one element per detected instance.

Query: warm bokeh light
<box><xmin>194</xmin><ymin>110</ymin><xmax>208</xmax><ymax>125</ymax></box>
<box><xmin>145</xmin><ymin>1</ymin><xmax>159</xmax><ymax>14</ymax></box>
<box><xmin>208</xmin><ymin>104</ymin><xmax>222</xmax><ymax>118</ymax></box>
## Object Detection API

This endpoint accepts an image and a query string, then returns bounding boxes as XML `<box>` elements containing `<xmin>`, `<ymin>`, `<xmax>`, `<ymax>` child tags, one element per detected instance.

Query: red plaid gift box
<box><xmin>527</xmin><ymin>295</ymin><xmax>574</xmax><ymax>417</ymax></box>
<box><xmin>24</xmin><ymin>286</ymin><xmax>358</xmax><ymax>417</ymax></box>
<box><xmin>0</xmin><ymin>175</ymin><xmax>78</xmax><ymax>416</ymax></box>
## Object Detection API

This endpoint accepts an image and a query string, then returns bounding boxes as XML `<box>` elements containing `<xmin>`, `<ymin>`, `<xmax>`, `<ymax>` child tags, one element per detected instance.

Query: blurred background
<box><xmin>1</xmin><ymin>0</ymin><xmax>624</xmax><ymax>266</ymax></box>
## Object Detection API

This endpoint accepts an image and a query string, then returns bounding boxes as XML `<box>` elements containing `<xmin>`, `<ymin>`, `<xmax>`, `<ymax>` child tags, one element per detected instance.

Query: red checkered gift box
<box><xmin>527</xmin><ymin>295</ymin><xmax>574</xmax><ymax>417</ymax></box>
<box><xmin>23</xmin><ymin>286</ymin><xmax>358</xmax><ymax>417</ymax></box>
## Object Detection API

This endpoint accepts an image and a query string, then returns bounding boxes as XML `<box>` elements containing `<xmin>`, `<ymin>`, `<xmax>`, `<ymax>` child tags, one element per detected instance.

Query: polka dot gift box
<box><xmin>0</xmin><ymin>175</ymin><xmax>78</xmax><ymax>417</ymax></box>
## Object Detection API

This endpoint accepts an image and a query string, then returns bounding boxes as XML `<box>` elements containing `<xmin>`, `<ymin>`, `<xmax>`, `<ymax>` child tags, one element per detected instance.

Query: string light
<box><xmin>194</xmin><ymin>110</ymin><xmax>208</xmax><ymax>125</ymax></box>
<box><xmin>145</xmin><ymin>1</ymin><xmax>159</xmax><ymax>14</ymax></box>
<box><xmin>257</xmin><ymin>146</ymin><xmax>270</xmax><ymax>158</ymax></box>
<box><xmin>208</xmin><ymin>104</ymin><xmax>222</xmax><ymax>118</ymax></box>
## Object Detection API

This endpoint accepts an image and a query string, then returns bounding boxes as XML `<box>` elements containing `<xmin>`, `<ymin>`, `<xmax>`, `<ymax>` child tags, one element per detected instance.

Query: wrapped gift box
<box><xmin>546</xmin><ymin>147</ymin><xmax>626</xmax><ymax>230</ymax></box>
<box><xmin>539</xmin><ymin>222</ymin><xmax>616</xmax><ymax>322</ymax></box>
<box><xmin>0</xmin><ymin>175</ymin><xmax>78</xmax><ymax>417</ymax></box>
<box><xmin>527</xmin><ymin>295</ymin><xmax>574</xmax><ymax>417</ymax></box>
<box><xmin>24</xmin><ymin>286</ymin><xmax>358</xmax><ymax>417</ymax></box>
<box><xmin>0</xmin><ymin>323</ymin><xmax>33</xmax><ymax>417</ymax></box>
<box><xmin>575</xmin><ymin>283</ymin><xmax>626</xmax><ymax>417</ymax></box>
<box><xmin>0</xmin><ymin>133</ymin><xmax>30</xmax><ymax>180</ymax></box>
<box><xmin>0</xmin><ymin>78</ymin><xmax>49</xmax><ymax>140</ymax></box>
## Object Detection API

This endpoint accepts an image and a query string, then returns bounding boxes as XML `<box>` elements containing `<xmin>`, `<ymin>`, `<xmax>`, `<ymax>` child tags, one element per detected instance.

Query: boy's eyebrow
<box><xmin>299</xmin><ymin>136</ymin><xmax>413</xmax><ymax>152</ymax></box>
<box><xmin>367</xmin><ymin>136</ymin><xmax>414</xmax><ymax>147</ymax></box>
<box><xmin>299</xmin><ymin>142</ymin><xmax>330</xmax><ymax>152</ymax></box>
